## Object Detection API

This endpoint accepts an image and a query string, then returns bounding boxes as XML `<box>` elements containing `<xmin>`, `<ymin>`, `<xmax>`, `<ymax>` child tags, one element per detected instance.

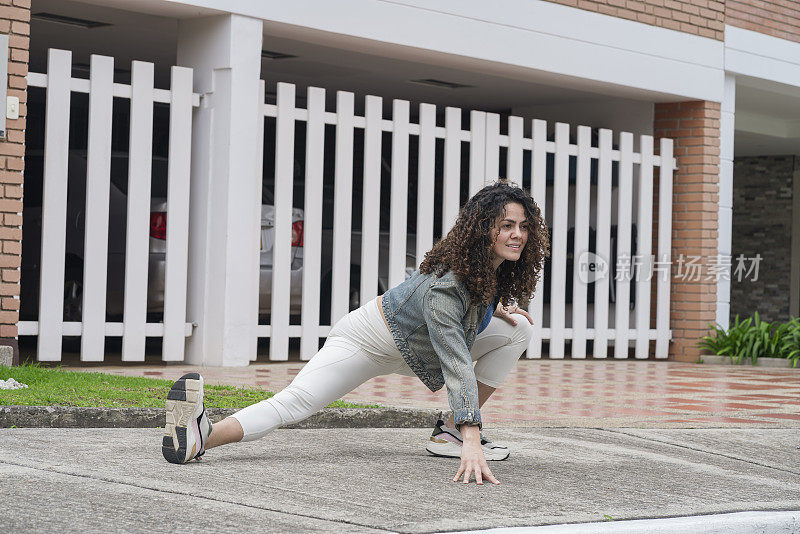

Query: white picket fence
<box><xmin>257</xmin><ymin>82</ymin><xmax>675</xmax><ymax>361</ymax></box>
<box><xmin>19</xmin><ymin>50</ymin><xmax>674</xmax><ymax>363</ymax></box>
<box><xmin>19</xmin><ymin>49</ymin><xmax>198</xmax><ymax>362</ymax></box>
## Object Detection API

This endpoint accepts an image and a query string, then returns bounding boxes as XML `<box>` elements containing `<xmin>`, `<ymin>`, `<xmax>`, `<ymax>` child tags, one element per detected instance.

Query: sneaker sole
<box><xmin>482</xmin><ymin>446</ymin><xmax>510</xmax><ymax>461</ymax></box>
<box><xmin>426</xmin><ymin>440</ymin><xmax>510</xmax><ymax>461</ymax></box>
<box><xmin>426</xmin><ymin>440</ymin><xmax>462</xmax><ymax>458</ymax></box>
<box><xmin>162</xmin><ymin>373</ymin><xmax>203</xmax><ymax>464</ymax></box>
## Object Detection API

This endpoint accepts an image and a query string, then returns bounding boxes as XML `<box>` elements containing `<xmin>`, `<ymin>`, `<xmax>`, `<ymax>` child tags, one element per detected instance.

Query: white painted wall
<box><xmin>726</xmin><ymin>26</ymin><xmax>800</xmax><ymax>89</ymax></box>
<box><xmin>717</xmin><ymin>74</ymin><xmax>735</xmax><ymax>329</ymax></box>
<box><xmin>122</xmin><ymin>0</ymin><xmax>724</xmax><ymax>102</ymax></box>
<box><xmin>178</xmin><ymin>14</ymin><xmax>263</xmax><ymax>366</ymax></box>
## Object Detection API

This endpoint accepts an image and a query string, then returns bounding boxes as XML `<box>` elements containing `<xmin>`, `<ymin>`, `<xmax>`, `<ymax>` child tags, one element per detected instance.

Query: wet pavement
<box><xmin>59</xmin><ymin>359</ymin><xmax>800</xmax><ymax>428</ymax></box>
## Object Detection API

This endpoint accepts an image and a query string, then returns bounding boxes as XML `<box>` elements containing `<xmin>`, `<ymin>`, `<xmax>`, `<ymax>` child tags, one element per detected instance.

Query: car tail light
<box><xmin>291</xmin><ymin>220</ymin><xmax>303</xmax><ymax>247</ymax></box>
<box><xmin>150</xmin><ymin>212</ymin><xmax>167</xmax><ymax>240</ymax></box>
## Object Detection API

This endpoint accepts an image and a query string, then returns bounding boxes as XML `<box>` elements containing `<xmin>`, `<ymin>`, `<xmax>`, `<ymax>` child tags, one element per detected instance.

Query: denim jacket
<box><xmin>382</xmin><ymin>269</ymin><xmax>491</xmax><ymax>428</ymax></box>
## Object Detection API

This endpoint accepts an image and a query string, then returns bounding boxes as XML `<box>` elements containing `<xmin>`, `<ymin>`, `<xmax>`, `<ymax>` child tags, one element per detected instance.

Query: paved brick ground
<box><xmin>59</xmin><ymin>359</ymin><xmax>800</xmax><ymax>428</ymax></box>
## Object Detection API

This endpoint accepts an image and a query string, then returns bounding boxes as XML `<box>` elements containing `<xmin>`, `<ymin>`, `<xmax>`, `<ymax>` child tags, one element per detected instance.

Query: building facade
<box><xmin>2</xmin><ymin>0</ymin><xmax>799</xmax><ymax>365</ymax></box>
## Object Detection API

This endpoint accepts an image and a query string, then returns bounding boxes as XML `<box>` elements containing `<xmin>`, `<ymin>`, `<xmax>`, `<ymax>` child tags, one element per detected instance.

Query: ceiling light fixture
<box><xmin>409</xmin><ymin>78</ymin><xmax>473</xmax><ymax>89</ymax></box>
<box><xmin>31</xmin><ymin>12</ymin><xmax>111</xmax><ymax>29</ymax></box>
<box><xmin>261</xmin><ymin>49</ymin><xmax>297</xmax><ymax>60</ymax></box>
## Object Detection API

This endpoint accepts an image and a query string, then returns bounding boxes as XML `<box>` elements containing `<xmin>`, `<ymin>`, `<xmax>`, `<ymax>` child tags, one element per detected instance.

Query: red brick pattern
<box><xmin>546</xmin><ymin>0</ymin><xmax>800</xmax><ymax>44</ymax></box>
<box><xmin>59</xmin><ymin>360</ymin><xmax>800</xmax><ymax>427</ymax></box>
<box><xmin>543</xmin><ymin>0</ymin><xmax>725</xmax><ymax>40</ymax></box>
<box><xmin>0</xmin><ymin>0</ymin><xmax>29</xmax><ymax>361</ymax></box>
<box><xmin>654</xmin><ymin>101</ymin><xmax>720</xmax><ymax>363</ymax></box>
<box><xmin>727</xmin><ymin>0</ymin><xmax>800</xmax><ymax>44</ymax></box>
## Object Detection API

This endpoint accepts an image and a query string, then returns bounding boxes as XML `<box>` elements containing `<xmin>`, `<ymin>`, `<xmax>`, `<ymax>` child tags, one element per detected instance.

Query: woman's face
<box><xmin>490</xmin><ymin>202</ymin><xmax>528</xmax><ymax>269</ymax></box>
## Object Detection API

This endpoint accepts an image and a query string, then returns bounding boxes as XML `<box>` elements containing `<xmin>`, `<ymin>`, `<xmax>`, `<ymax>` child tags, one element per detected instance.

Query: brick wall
<box><xmin>727</xmin><ymin>0</ymin><xmax>800</xmax><ymax>44</ymax></box>
<box><xmin>730</xmin><ymin>155</ymin><xmax>797</xmax><ymax>323</ymax></box>
<box><xmin>548</xmin><ymin>0</ymin><xmax>800</xmax><ymax>44</ymax></box>
<box><xmin>544</xmin><ymin>0</ymin><xmax>724</xmax><ymax>40</ymax></box>
<box><xmin>654</xmin><ymin>101</ymin><xmax>720</xmax><ymax>362</ymax></box>
<box><xmin>0</xmin><ymin>0</ymin><xmax>29</xmax><ymax>364</ymax></box>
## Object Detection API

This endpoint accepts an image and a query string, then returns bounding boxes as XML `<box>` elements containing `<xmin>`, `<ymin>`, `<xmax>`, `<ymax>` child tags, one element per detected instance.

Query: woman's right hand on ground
<box><xmin>453</xmin><ymin>425</ymin><xmax>500</xmax><ymax>485</ymax></box>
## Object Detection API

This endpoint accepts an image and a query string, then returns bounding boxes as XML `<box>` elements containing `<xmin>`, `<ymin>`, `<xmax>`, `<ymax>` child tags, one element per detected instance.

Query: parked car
<box><xmin>146</xmin><ymin>197</ymin><xmax>306</xmax><ymax>317</ymax></box>
<box><xmin>20</xmin><ymin>150</ymin><xmax>415</xmax><ymax>324</ymax></box>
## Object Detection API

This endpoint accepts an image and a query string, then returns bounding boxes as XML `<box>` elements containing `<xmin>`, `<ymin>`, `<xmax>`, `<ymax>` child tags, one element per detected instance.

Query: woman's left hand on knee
<box><xmin>493</xmin><ymin>303</ymin><xmax>533</xmax><ymax>326</ymax></box>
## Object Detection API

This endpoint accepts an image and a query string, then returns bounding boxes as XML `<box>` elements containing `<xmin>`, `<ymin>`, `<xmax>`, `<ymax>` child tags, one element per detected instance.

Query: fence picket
<box><xmin>359</xmin><ymin>95</ymin><xmax>382</xmax><ymax>309</ymax></box>
<box><xmin>330</xmin><ymin>91</ymin><xmax>355</xmax><ymax>324</ymax></box>
<box><xmin>527</xmin><ymin>119</ymin><xmax>547</xmax><ymax>359</ymax></box>
<box><xmin>614</xmin><ymin>132</ymin><xmax>634</xmax><ymax>359</ymax></box>
<box><xmin>506</xmin><ymin>116</ymin><xmax>523</xmax><ymax>187</ymax></box>
<box><xmin>571</xmin><ymin>125</ymin><xmax>591</xmax><ymax>358</ymax></box>
<box><xmin>37</xmin><ymin>49</ymin><xmax>72</xmax><ymax>362</ymax></box>
<box><xmin>442</xmin><ymin>107</ymin><xmax>461</xmax><ymax>236</ymax></box>
<box><xmin>300</xmin><ymin>87</ymin><xmax>327</xmax><ymax>359</ymax></box>
<box><xmin>269</xmin><ymin>83</ymin><xmax>297</xmax><ymax>360</ymax></box>
<box><xmin>388</xmin><ymin>99</ymin><xmax>410</xmax><ymax>289</ymax></box>
<box><xmin>417</xmin><ymin>103</ymin><xmax>436</xmax><ymax>269</ymax></box>
<box><xmin>80</xmin><ymin>55</ymin><xmax>113</xmax><ymax>362</ymax></box>
<box><xmin>655</xmin><ymin>138</ymin><xmax>674</xmax><ymax>358</ymax></box>
<box><xmin>27</xmin><ymin>59</ymin><xmax>675</xmax><ymax>364</ymax></box>
<box><xmin>593</xmin><ymin>129</ymin><xmax>613</xmax><ymax>359</ymax></box>
<box><xmin>252</xmin><ymin>80</ymin><xmax>266</xmax><ymax>362</ymax></box>
<box><xmin>549</xmin><ymin>123</ymin><xmax>570</xmax><ymax>359</ymax></box>
<box><xmin>162</xmin><ymin>66</ymin><xmax>193</xmax><ymax>362</ymax></box>
<box><xmin>468</xmin><ymin>110</ymin><xmax>486</xmax><ymax>197</ymax></box>
<box><xmin>484</xmin><ymin>112</ymin><xmax>500</xmax><ymax>182</ymax></box>
<box><xmin>122</xmin><ymin>61</ymin><xmax>155</xmax><ymax>362</ymax></box>
<box><xmin>634</xmin><ymin>136</ymin><xmax>655</xmax><ymax>358</ymax></box>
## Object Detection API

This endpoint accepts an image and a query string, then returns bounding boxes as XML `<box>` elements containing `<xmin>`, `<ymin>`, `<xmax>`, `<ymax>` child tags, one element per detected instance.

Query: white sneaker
<box><xmin>162</xmin><ymin>373</ymin><xmax>212</xmax><ymax>464</ymax></box>
<box><xmin>425</xmin><ymin>419</ymin><xmax>509</xmax><ymax>461</ymax></box>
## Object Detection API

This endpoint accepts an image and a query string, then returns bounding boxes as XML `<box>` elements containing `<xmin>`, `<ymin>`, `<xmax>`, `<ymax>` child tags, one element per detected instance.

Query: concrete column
<box><xmin>717</xmin><ymin>74</ymin><xmax>735</xmax><ymax>329</ymax></box>
<box><xmin>178</xmin><ymin>15</ymin><xmax>263</xmax><ymax>366</ymax></box>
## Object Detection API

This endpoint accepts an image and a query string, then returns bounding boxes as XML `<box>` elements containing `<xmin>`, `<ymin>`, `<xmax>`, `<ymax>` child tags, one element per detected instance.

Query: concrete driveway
<box><xmin>1</xmin><ymin>427</ymin><xmax>798</xmax><ymax>532</ymax></box>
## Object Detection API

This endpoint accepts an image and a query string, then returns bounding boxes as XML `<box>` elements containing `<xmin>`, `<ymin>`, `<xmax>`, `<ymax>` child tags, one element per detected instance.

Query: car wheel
<box><xmin>63</xmin><ymin>279</ymin><xmax>83</xmax><ymax>321</ymax></box>
<box><xmin>348</xmin><ymin>287</ymin><xmax>360</xmax><ymax>312</ymax></box>
<box><xmin>61</xmin><ymin>260</ymin><xmax>84</xmax><ymax>353</ymax></box>
<box><xmin>320</xmin><ymin>266</ymin><xmax>363</xmax><ymax>325</ymax></box>
<box><xmin>63</xmin><ymin>261</ymin><xmax>83</xmax><ymax>322</ymax></box>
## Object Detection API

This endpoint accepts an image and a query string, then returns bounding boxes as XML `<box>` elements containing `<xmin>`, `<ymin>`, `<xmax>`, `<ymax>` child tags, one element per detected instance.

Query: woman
<box><xmin>162</xmin><ymin>181</ymin><xmax>550</xmax><ymax>485</ymax></box>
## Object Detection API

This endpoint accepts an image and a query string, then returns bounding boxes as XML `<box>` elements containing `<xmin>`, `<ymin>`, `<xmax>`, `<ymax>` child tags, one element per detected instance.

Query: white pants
<box><xmin>232</xmin><ymin>298</ymin><xmax>534</xmax><ymax>441</ymax></box>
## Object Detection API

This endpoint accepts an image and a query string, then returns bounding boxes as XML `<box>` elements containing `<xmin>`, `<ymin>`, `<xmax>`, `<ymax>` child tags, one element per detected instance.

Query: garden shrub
<box><xmin>699</xmin><ymin>312</ymin><xmax>800</xmax><ymax>368</ymax></box>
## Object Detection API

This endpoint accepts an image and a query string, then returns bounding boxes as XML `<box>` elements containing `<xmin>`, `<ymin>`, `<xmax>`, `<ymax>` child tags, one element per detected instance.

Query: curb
<box><xmin>0</xmin><ymin>405</ymin><xmax>441</xmax><ymax>429</ymax></box>
<box><xmin>462</xmin><ymin>510</ymin><xmax>800</xmax><ymax>533</ymax></box>
<box><xmin>700</xmin><ymin>354</ymin><xmax>798</xmax><ymax>369</ymax></box>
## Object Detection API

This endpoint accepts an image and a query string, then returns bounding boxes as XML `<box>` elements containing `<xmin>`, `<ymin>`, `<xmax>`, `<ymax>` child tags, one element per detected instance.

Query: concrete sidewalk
<box><xmin>1</xmin><ymin>427</ymin><xmax>798</xmax><ymax>533</ymax></box>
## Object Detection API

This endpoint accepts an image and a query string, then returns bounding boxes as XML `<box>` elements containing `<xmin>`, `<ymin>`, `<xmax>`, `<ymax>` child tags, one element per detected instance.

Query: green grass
<box><xmin>0</xmin><ymin>364</ymin><xmax>380</xmax><ymax>409</ymax></box>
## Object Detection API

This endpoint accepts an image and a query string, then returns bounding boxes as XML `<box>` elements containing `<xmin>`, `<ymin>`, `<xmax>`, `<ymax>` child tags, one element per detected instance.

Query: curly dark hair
<box><xmin>419</xmin><ymin>181</ymin><xmax>550</xmax><ymax>306</ymax></box>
